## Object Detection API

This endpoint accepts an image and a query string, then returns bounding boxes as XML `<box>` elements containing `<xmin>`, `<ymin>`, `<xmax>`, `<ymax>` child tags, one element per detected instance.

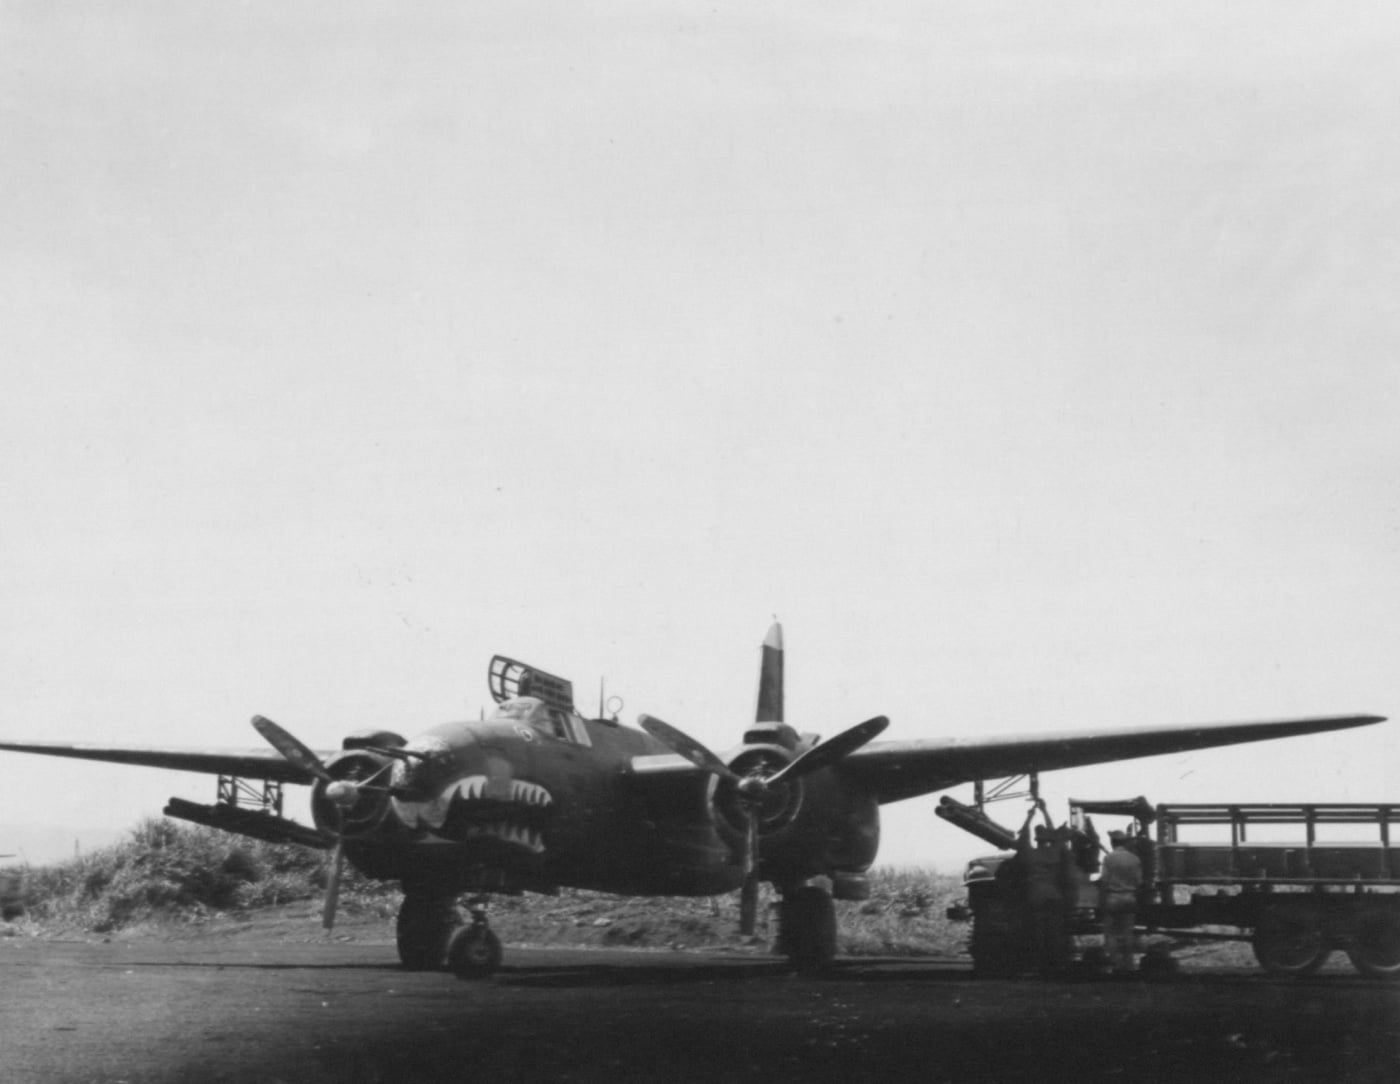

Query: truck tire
<box><xmin>1252</xmin><ymin>901</ymin><xmax>1330</xmax><ymax>977</ymax></box>
<box><xmin>1346</xmin><ymin>907</ymin><xmax>1400</xmax><ymax>981</ymax></box>
<box><xmin>969</xmin><ymin>883</ymin><xmax>1031</xmax><ymax>978</ymax></box>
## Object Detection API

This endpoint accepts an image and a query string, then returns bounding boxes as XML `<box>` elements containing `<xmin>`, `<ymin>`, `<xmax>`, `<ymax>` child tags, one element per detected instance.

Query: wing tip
<box><xmin>1311</xmin><ymin>713</ymin><xmax>1386</xmax><ymax>728</ymax></box>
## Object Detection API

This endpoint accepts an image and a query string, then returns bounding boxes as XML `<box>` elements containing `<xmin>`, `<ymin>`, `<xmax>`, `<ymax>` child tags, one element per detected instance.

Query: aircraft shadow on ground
<box><xmin>497</xmin><ymin>966</ymin><xmax>1356</xmax><ymax>991</ymax></box>
<box><xmin>118</xmin><ymin>954</ymin><xmax>1378</xmax><ymax>989</ymax></box>
<box><xmin>122</xmin><ymin>960</ymin><xmax>408</xmax><ymax>973</ymax></box>
<box><xmin>116</xmin><ymin>955</ymin><xmax>966</xmax><ymax>985</ymax></box>
<box><xmin>495</xmin><ymin>956</ymin><xmax>972</xmax><ymax>989</ymax></box>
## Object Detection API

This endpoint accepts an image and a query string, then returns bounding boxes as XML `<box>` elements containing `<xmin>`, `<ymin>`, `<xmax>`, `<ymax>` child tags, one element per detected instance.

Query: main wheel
<box><xmin>1346</xmin><ymin>907</ymin><xmax>1400</xmax><ymax>981</ymax></box>
<box><xmin>448</xmin><ymin>925</ymin><xmax>503</xmax><ymax>980</ymax></box>
<box><xmin>396</xmin><ymin>894</ymin><xmax>457</xmax><ymax>971</ymax></box>
<box><xmin>778</xmin><ymin>885</ymin><xmax>837</xmax><ymax>971</ymax></box>
<box><xmin>1252</xmin><ymin>901</ymin><xmax>1330</xmax><ymax>977</ymax></box>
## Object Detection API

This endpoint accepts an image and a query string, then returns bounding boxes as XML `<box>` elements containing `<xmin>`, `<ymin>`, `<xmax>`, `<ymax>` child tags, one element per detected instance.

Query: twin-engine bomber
<box><xmin>0</xmin><ymin>623</ymin><xmax>1385</xmax><ymax>977</ymax></box>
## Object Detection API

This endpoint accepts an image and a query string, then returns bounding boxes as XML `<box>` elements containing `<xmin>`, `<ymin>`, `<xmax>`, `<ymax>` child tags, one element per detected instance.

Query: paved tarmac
<box><xmin>2</xmin><ymin>935</ymin><xmax>1398</xmax><ymax>1083</ymax></box>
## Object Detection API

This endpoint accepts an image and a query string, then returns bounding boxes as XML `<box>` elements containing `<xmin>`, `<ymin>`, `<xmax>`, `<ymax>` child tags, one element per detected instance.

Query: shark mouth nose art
<box><xmin>393</xmin><ymin>775</ymin><xmax>554</xmax><ymax>853</ymax></box>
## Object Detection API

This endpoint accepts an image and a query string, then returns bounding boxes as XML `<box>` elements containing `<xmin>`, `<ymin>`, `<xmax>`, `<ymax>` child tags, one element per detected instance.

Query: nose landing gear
<box><xmin>447</xmin><ymin>895</ymin><xmax>503</xmax><ymax>979</ymax></box>
<box><xmin>396</xmin><ymin>889</ymin><xmax>503</xmax><ymax>977</ymax></box>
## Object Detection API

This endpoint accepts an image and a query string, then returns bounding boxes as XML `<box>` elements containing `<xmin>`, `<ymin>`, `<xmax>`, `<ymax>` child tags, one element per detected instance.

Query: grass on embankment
<box><xmin>5</xmin><ymin>819</ymin><xmax>969</xmax><ymax>956</ymax></box>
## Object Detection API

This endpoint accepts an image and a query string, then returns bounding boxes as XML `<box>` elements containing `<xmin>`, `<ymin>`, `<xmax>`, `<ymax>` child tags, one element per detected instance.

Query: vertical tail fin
<box><xmin>755</xmin><ymin>621</ymin><xmax>784</xmax><ymax>723</ymax></box>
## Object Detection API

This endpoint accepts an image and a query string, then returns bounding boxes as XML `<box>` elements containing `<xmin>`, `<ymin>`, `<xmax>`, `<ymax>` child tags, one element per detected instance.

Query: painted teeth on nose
<box><xmin>519</xmin><ymin>782</ymin><xmax>551</xmax><ymax>806</ymax></box>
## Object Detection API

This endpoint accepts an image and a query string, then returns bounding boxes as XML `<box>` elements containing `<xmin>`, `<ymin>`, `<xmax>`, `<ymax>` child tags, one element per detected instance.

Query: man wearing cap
<box><xmin>1099</xmin><ymin>830</ymin><xmax>1143</xmax><ymax>974</ymax></box>
<box><xmin>1022</xmin><ymin>822</ymin><xmax>1073</xmax><ymax>976</ymax></box>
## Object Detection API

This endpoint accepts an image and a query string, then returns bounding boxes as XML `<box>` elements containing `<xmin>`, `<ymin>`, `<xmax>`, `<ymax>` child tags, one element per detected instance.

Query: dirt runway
<box><xmin>3</xmin><ymin>934</ymin><xmax>1398</xmax><ymax>1083</ymax></box>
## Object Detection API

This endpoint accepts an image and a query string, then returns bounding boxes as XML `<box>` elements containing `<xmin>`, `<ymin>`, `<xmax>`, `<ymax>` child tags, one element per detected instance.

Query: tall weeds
<box><xmin>14</xmin><ymin>820</ymin><xmax>967</xmax><ymax>957</ymax></box>
<box><xmin>19</xmin><ymin>818</ymin><xmax>393</xmax><ymax>932</ymax></box>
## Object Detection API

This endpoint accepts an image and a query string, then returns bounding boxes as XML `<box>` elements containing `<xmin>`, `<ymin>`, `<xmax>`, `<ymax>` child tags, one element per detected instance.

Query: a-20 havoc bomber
<box><xmin>0</xmin><ymin>624</ymin><xmax>1384</xmax><ymax>977</ymax></box>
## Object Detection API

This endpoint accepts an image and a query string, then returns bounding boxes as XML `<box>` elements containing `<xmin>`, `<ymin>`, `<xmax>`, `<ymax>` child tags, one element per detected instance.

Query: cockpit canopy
<box><xmin>489</xmin><ymin>656</ymin><xmax>575</xmax><ymax>711</ymax></box>
<box><xmin>488</xmin><ymin>696</ymin><xmax>591</xmax><ymax>746</ymax></box>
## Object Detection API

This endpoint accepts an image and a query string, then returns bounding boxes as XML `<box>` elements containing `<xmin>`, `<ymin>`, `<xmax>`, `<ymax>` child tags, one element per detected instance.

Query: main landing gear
<box><xmin>777</xmin><ymin>883</ymin><xmax>837</xmax><ymax>970</ymax></box>
<box><xmin>396</xmin><ymin>890</ymin><xmax>503</xmax><ymax>979</ymax></box>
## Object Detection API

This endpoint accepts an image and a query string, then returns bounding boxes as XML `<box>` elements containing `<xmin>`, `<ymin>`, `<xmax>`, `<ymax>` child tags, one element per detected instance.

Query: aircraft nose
<box><xmin>389</xmin><ymin>725</ymin><xmax>551</xmax><ymax>847</ymax></box>
<box><xmin>392</xmin><ymin>733</ymin><xmax>466</xmax><ymax>799</ymax></box>
<box><xmin>391</xmin><ymin>729</ymin><xmax>512</xmax><ymax>799</ymax></box>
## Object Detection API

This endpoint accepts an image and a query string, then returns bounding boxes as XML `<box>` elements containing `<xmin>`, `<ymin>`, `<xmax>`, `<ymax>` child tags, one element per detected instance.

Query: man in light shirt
<box><xmin>1099</xmin><ymin>830</ymin><xmax>1143</xmax><ymax>975</ymax></box>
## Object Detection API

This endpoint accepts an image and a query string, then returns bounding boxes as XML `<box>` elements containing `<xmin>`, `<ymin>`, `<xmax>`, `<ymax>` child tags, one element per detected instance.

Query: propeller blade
<box><xmin>738</xmin><ymin>867</ymin><xmax>759</xmax><ymax>936</ymax></box>
<box><xmin>321</xmin><ymin>835</ymin><xmax>345</xmax><ymax>931</ymax></box>
<box><xmin>766</xmin><ymin>715</ymin><xmax>888</xmax><ymax>787</ymax></box>
<box><xmin>252</xmin><ymin>715</ymin><xmax>333</xmax><ymax>783</ymax></box>
<box><xmin>735</xmin><ymin>805</ymin><xmax>760</xmax><ymax>934</ymax></box>
<box><xmin>736</xmin><ymin>799</ymin><xmax>765</xmax><ymax>935</ymax></box>
<box><xmin>743</xmin><ymin>806</ymin><xmax>757</xmax><ymax>877</ymax></box>
<box><xmin>639</xmin><ymin>714</ymin><xmax>741</xmax><ymax>783</ymax></box>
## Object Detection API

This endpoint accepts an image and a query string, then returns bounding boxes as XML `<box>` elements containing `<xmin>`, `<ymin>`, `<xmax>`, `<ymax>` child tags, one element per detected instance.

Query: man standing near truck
<box><xmin>1023</xmin><ymin>823</ymin><xmax>1072</xmax><ymax>976</ymax></box>
<box><xmin>1100</xmin><ymin>829</ymin><xmax>1143</xmax><ymax>975</ymax></box>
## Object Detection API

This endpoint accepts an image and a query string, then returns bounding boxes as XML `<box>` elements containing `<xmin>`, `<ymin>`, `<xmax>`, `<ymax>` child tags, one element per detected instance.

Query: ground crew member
<box><xmin>1023</xmin><ymin>823</ymin><xmax>1072</xmax><ymax>976</ymax></box>
<box><xmin>1100</xmin><ymin>829</ymin><xmax>1143</xmax><ymax>975</ymax></box>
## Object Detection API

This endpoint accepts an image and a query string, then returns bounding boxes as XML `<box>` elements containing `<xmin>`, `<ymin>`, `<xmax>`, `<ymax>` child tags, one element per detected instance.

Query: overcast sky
<box><xmin>2</xmin><ymin>3</ymin><xmax>1397</xmax><ymax>868</ymax></box>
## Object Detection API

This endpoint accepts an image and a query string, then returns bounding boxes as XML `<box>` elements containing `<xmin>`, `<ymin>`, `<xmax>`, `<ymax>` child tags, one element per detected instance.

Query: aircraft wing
<box><xmin>838</xmin><ymin>713</ymin><xmax>1386</xmax><ymax>805</ymax></box>
<box><xmin>0</xmin><ymin>739</ymin><xmax>323</xmax><ymax>784</ymax></box>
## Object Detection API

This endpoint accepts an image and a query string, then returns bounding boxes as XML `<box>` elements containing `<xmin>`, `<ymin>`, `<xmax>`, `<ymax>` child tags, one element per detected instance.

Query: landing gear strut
<box><xmin>777</xmin><ymin>883</ymin><xmax>837</xmax><ymax>971</ymax></box>
<box><xmin>447</xmin><ymin>894</ymin><xmax>503</xmax><ymax>980</ymax></box>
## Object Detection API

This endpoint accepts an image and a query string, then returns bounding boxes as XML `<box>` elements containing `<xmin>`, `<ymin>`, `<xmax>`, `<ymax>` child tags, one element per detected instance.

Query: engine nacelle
<box><xmin>713</xmin><ymin>744</ymin><xmax>804</xmax><ymax>851</ymax></box>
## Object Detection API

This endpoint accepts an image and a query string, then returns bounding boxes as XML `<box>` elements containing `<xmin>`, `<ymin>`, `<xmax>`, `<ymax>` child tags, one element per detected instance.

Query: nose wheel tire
<box><xmin>448</xmin><ymin>925</ymin><xmax>504</xmax><ymax>979</ymax></box>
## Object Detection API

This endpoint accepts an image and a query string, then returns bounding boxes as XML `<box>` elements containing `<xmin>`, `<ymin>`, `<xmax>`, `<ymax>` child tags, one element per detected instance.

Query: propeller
<box><xmin>636</xmin><ymin>715</ymin><xmax>743</xmax><ymax>785</ymax></box>
<box><xmin>251</xmin><ymin>715</ymin><xmax>391</xmax><ymax>930</ymax></box>
<box><xmin>639</xmin><ymin>713</ymin><xmax>889</xmax><ymax>894</ymax></box>
<box><xmin>754</xmin><ymin>715</ymin><xmax>888</xmax><ymax>789</ymax></box>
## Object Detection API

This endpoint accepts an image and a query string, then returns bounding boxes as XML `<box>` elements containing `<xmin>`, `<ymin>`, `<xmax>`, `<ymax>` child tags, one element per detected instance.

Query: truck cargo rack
<box><xmin>1154</xmin><ymin>802</ymin><xmax>1400</xmax><ymax>886</ymax></box>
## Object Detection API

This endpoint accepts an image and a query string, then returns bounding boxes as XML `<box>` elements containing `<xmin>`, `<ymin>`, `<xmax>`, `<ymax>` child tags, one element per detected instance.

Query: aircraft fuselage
<box><xmin>338</xmin><ymin>698</ymin><xmax>879</xmax><ymax>898</ymax></box>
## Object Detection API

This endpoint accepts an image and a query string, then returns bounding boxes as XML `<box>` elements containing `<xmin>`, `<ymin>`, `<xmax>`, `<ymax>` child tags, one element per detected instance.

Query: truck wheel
<box><xmin>1346</xmin><ymin>907</ymin><xmax>1400</xmax><ymax>981</ymax></box>
<box><xmin>1252</xmin><ymin>902</ymin><xmax>1330</xmax><ymax>977</ymax></box>
<box><xmin>969</xmin><ymin>884</ymin><xmax>1031</xmax><ymax>978</ymax></box>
